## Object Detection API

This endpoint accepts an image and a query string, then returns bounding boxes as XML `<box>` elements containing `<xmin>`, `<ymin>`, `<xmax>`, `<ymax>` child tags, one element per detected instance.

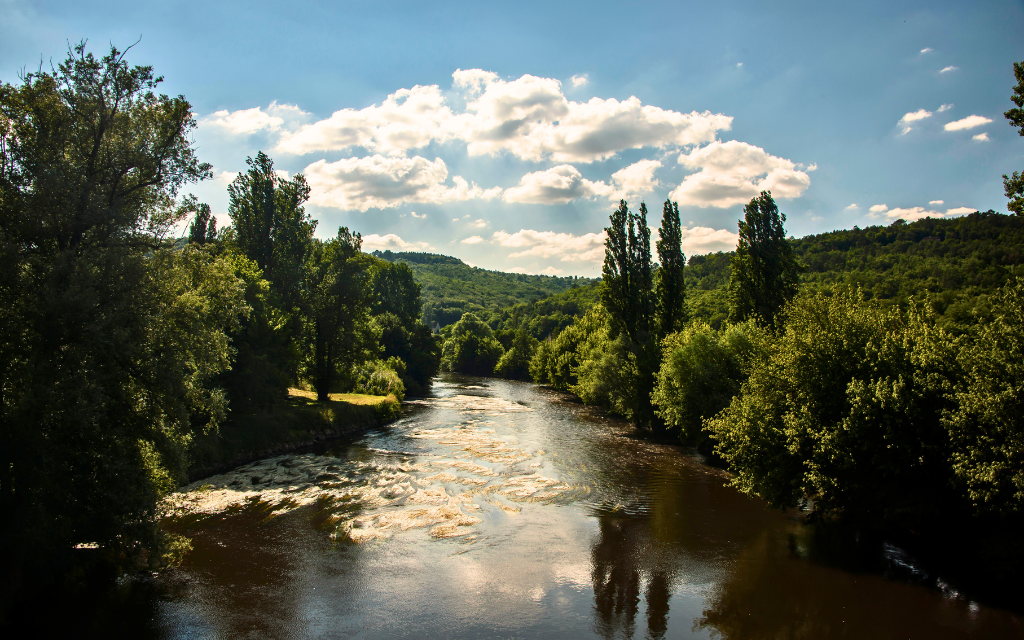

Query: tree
<box><xmin>655</xmin><ymin>199</ymin><xmax>686</xmax><ymax>338</ymax></box>
<box><xmin>494</xmin><ymin>323</ymin><xmax>539</xmax><ymax>380</ymax></box>
<box><xmin>652</xmin><ymin>321</ymin><xmax>758</xmax><ymax>453</ymax></box>
<box><xmin>707</xmin><ymin>289</ymin><xmax>959</xmax><ymax>529</ymax></box>
<box><xmin>946</xmin><ymin>277</ymin><xmax>1024</xmax><ymax>515</ymax></box>
<box><xmin>0</xmin><ymin>43</ymin><xmax>246</xmax><ymax>585</ymax></box>
<box><xmin>186</xmin><ymin>197</ymin><xmax>217</xmax><ymax>245</ymax></box>
<box><xmin>440</xmin><ymin>312</ymin><xmax>504</xmax><ymax>375</ymax></box>
<box><xmin>728</xmin><ymin>191</ymin><xmax>801</xmax><ymax>324</ymax></box>
<box><xmin>227</xmin><ymin>151</ymin><xmax>316</xmax><ymax>307</ymax></box>
<box><xmin>601</xmin><ymin>200</ymin><xmax>658</xmax><ymax>428</ymax></box>
<box><xmin>1003</xmin><ymin>61</ymin><xmax>1024</xmax><ymax>216</ymax></box>
<box><xmin>366</xmin><ymin>259</ymin><xmax>440</xmax><ymax>394</ymax></box>
<box><xmin>301</xmin><ymin>228</ymin><xmax>373</xmax><ymax>401</ymax></box>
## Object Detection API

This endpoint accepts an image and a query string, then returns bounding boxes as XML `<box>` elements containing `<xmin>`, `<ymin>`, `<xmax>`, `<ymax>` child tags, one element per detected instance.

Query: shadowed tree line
<box><xmin>0</xmin><ymin>43</ymin><xmax>439</xmax><ymax>603</ymax></box>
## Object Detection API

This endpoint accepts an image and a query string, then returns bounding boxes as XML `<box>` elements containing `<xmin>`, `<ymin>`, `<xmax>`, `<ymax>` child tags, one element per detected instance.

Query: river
<box><xmin>147</xmin><ymin>376</ymin><xmax>1020</xmax><ymax>638</ymax></box>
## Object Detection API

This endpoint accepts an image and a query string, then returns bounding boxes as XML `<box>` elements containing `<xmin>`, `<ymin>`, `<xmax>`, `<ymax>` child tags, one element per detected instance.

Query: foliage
<box><xmin>655</xmin><ymin>199</ymin><xmax>687</xmax><ymax>337</ymax></box>
<box><xmin>185</xmin><ymin>196</ymin><xmax>217</xmax><ymax>245</ymax></box>
<box><xmin>601</xmin><ymin>200</ymin><xmax>659</xmax><ymax>427</ymax></box>
<box><xmin>706</xmin><ymin>289</ymin><xmax>960</xmax><ymax>528</ymax></box>
<box><xmin>226</xmin><ymin>151</ymin><xmax>316</xmax><ymax>308</ymax></box>
<box><xmin>490</xmin><ymin>280</ymin><xmax>602</xmax><ymax>342</ymax></box>
<box><xmin>371</xmin><ymin>250</ymin><xmax>592</xmax><ymax>328</ymax></box>
<box><xmin>1003</xmin><ymin>61</ymin><xmax>1024</xmax><ymax>216</ymax></box>
<box><xmin>440</xmin><ymin>312</ymin><xmax>504</xmax><ymax>375</ymax></box>
<box><xmin>367</xmin><ymin>259</ymin><xmax>440</xmax><ymax>394</ymax></box>
<box><xmin>728</xmin><ymin>191</ymin><xmax>802</xmax><ymax>324</ymax></box>
<box><xmin>300</xmin><ymin>228</ymin><xmax>374</xmax><ymax>400</ymax></box>
<box><xmin>652</xmin><ymin>321</ymin><xmax>759</xmax><ymax>452</ymax></box>
<box><xmin>0</xmin><ymin>43</ymin><xmax>245</xmax><ymax>580</ymax></box>
<box><xmin>353</xmin><ymin>358</ymin><xmax>406</xmax><ymax>402</ymax></box>
<box><xmin>945</xmin><ymin>277</ymin><xmax>1024</xmax><ymax>515</ymax></box>
<box><xmin>494</xmin><ymin>325</ymin><xmax>538</xmax><ymax>380</ymax></box>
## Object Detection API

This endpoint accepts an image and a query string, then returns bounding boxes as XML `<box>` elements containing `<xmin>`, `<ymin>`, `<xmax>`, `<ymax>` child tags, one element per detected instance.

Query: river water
<box><xmin>151</xmin><ymin>376</ymin><xmax>1020</xmax><ymax>639</ymax></box>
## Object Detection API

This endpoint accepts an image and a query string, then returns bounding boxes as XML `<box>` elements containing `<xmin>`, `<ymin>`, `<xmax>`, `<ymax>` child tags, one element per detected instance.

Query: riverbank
<box><xmin>186</xmin><ymin>389</ymin><xmax>402</xmax><ymax>481</ymax></box>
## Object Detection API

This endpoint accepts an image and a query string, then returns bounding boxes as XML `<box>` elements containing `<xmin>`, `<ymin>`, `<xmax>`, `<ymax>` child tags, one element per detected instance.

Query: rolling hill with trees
<box><xmin>369</xmin><ymin>250</ymin><xmax>597</xmax><ymax>328</ymax></box>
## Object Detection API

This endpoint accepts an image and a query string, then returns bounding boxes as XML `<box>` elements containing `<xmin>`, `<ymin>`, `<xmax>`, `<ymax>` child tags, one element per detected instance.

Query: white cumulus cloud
<box><xmin>362</xmin><ymin>233</ymin><xmax>432</xmax><ymax>252</ymax></box>
<box><xmin>570</xmin><ymin>74</ymin><xmax>589</xmax><ymax>87</ymax></box>
<box><xmin>920</xmin><ymin>47</ymin><xmax>933</xmax><ymax>54</ymax></box>
<box><xmin>929</xmin><ymin>200</ymin><xmax>944</xmax><ymax>205</ymax></box>
<box><xmin>304</xmin><ymin>155</ymin><xmax>501</xmax><ymax>211</ymax></box>
<box><xmin>845</xmin><ymin>203</ymin><xmax>859</xmax><ymax>210</ymax></box>
<box><xmin>868</xmin><ymin>204</ymin><xmax>976</xmax><ymax>222</ymax></box>
<box><xmin>461</xmin><ymin>235</ymin><xmax>484</xmax><ymax>244</ymax></box>
<box><xmin>938</xmin><ymin>103</ymin><xmax>954</xmax><ymax>112</ymax></box>
<box><xmin>201</xmin><ymin>102</ymin><xmax>307</xmax><ymax>135</ymax></box>
<box><xmin>610</xmin><ymin>159</ymin><xmax>662</xmax><ymax>200</ymax></box>
<box><xmin>944</xmin><ymin>115</ymin><xmax>992</xmax><ymax>131</ymax></box>
<box><xmin>939</xmin><ymin>66</ymin><xmax>958</xmax><ymax>74</ymax></box>
<box><xmin>668</xmin><ymin>140</ymin><xmax>811</xmax><ymax>208</ymax></box>
<box><xmin>265</xmin><ymin>70</ymin><xmax>730</xmax><ymax>163</ymax></box>
<box><xmin>276</xmin><ymin>85</ymin><xmax>456</xmax><ymax>155</ymax></box>
<box><xmin>898</xmin><ymin>108</ymin><xmax>932</xmax><ymax>134</ymax></box>
<box><xmin>492</xmin><ymin>229</ymin><xmax>607</xmax><ymax>262</ymax></box>
<box><xmin>973</xmin><ymin>132</ymin><xmax>990</xmax><ymax>141</ymax></box>
<box><xmin>503</xmin><ymin>165</ymin><xmax>612</xmax><ymax>204</ymax></box>
<box><xmin>679</xmin><ymin>226</ymin><xmax>739</xmax><ymax>254</ymax></box>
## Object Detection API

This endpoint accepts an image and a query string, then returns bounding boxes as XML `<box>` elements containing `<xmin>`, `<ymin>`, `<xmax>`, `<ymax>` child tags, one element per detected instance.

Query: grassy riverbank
<box><xmin>187</xmin><ymin>389</ymin><xmax>402</xmax><ymax>480</ymax></box>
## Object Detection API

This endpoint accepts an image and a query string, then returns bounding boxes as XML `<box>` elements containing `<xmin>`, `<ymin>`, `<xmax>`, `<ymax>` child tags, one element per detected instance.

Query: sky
<box><xmin>3</xmin><ymin>0</ymin><xmax>1023</xmax><ymax>276</ymax></box>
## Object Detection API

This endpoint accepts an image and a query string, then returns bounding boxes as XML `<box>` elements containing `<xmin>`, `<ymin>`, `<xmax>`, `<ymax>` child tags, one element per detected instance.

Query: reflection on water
<box><xmin>43</xmin><ymin>376</ymin><xmax>1022</xmax><ymax>638</ymax></box>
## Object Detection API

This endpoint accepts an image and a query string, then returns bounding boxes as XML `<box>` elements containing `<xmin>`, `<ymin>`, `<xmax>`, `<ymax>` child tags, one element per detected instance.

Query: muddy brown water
<box><xmin>109</xmin><ymin>377</ymin><xmax>1024</xmax><ymax>637</ymax></box>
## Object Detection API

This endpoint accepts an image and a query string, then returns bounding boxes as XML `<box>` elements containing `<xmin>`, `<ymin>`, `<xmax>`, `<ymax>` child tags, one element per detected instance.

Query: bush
<box><xmin>354</xmin><ymin>358</ymin><xmax>406</xmax><ymax>401</ymax></box>
<box><xmin>653</xmin><ymin>321</ymin><xmax>760</xmax><ymax>452</ymax></box>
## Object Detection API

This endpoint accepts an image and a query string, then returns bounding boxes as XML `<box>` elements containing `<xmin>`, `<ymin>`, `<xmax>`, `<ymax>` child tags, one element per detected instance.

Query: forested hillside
<box><xmin>370</xmin><ymin>250</ymin><xmax>596</xmax><ymax>327</ymax></box>
<box><xmin>687</xmin><ymin>210</ymin><xmax>1024</xmax><ymax>328</ymax></box>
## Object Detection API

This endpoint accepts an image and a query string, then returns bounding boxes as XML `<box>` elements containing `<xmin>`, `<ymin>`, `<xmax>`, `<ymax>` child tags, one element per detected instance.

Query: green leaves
<box><xmin>728</xmin><ymin>191</ymin><xmax>801</xmax><ymax>325</ymax></box>
<box><xmin>440</xmin><ymin>312</ymin><xmax>504</xmax><ymax>375</ymax></box>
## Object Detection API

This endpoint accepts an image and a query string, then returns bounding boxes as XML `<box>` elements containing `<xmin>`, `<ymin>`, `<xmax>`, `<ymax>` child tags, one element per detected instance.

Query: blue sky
<box><xmin>3</xmin><ymin>0</ymin><xmax>1023</xmax><ymax>275</ymax></box>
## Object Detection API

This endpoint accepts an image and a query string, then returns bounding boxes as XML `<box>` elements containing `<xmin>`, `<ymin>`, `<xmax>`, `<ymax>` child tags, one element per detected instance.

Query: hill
<box><xmin>370</xmin><ymin>250</ymin><xmax>598</xmax><ymax>328</ymax></box>
<box><xmin>491</xmin><ymin>209</ymin><xmax>1024</xmax><ymax>336</ymax></box>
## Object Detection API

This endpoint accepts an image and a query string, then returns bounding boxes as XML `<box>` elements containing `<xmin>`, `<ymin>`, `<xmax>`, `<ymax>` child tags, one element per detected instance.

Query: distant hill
<box><xmin>685</xmin><ymin>209</ymin><xmax>1024</xmax><ymax>330</ymax></box>
<box><xmin>486</xmin><ymin>209</ymin><xmax>1024</xmax><ymax>336</ymax></box>
<box><xmin>370</xmin><ymin>250</ymin><xmax>598</xmax><ymax>328</ymax></box>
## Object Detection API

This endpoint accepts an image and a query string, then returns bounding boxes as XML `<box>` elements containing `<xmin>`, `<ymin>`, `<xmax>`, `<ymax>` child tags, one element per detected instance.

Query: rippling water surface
<box><xmin>152</xmin><ymin>376</ymin><xmax>1021</xmax><ymax>639</ymax></box>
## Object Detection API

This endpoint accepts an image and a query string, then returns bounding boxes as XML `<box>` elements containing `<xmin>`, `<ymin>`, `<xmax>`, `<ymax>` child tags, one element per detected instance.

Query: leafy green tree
<box><xmin>728</xmin><ymin>191</ymin><xmax>801</xmax><ymax>324</ymax></box>
<box><xmin>601</xmin><ymin>200</ymin><xmax>658</xmax><ymax>427</ymax></box>
<box><xmin>186</xmin><ymin>196</ymin><xmax>217</xmax><ymax>245</ymax></box>
<box><xmin>301</xmin><ymin>228</ymin><xmax>373</xmax><ymax>401</ymax></box>
<box><xmin>494</xmin><ymin>324</ymin><xmax>539</xmax><ymax>380</ymax></box>
<box><xmin>707</xmin><ymin>289</ymin><xmax>959</xmax><ymax>529</ymax></box>
<box><xmin>0</xmin><ymin>43</ymin><xmax>246</xmax><ymax>582</ymax></box>
<box><xmin>440</xmin><ymin>312</ymin><xmax>504</xmax><ymax>375</ymax></box>
<box><xmin>945</xmin><ymin>277</ymin><xmax>1024</xmax><ymax>515</ymax></box>
<box><xmin>652</xmin><ymin>321</ymin><xmax>759</xmax><ymax>452</ymax></box>
<box><xmin>366</xmin><ymin>259</ymin><xmax>440</xmax><ymax>393</ymax></box>
<box><xmin>227</xmin><ymin>151</ymin><xmax>316</xmax><ymax>308</ymax></box>
<box><xmin>1003</xmin><ymin>61</ymin><xmax>1024</xmax><ymax>216</ymax></box>
<box><xmin>655</xmin><ymin>199</ymin><xmax>686</xmax><ymax>337</ymax></box>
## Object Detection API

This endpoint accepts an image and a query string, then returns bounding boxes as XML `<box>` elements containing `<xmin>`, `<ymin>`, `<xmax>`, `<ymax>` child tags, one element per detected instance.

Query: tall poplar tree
<box><xmin>655</xmin><ymin>199</ymin><xmax>686</xmax><ymax>337</ymax></box>
<box><xmin>1003</xmin><ymin>61</ymin><xmax>1024</xmax><ymax>216</ymax></box>
<box><xmin>602</xmin><ymin>200</ymin><xmax>658</xmax><ymax>429</ymax></box>
<box><xmin>728</xmin><ymin>191</ymin><xmax>801</xmax><ymax>324</ymax></box>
